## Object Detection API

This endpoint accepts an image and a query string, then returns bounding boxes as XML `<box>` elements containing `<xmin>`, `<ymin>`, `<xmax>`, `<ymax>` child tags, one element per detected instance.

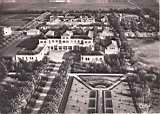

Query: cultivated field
<box><xmin>0</xmin><ymin>2</ymin><xmax>137</xmax><ymax>11</ymax></box>
<box><xmin>0</xmin><ymin>14</ymin><xmax>40</xmax><ymax>27</ymax></box>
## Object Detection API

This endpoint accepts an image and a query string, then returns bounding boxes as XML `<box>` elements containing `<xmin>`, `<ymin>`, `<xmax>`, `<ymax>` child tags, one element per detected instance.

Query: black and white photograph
<box><xmin>0</xmin><ymin>0</ymin><xmax>159</xmax><ymax>113</ymax></box>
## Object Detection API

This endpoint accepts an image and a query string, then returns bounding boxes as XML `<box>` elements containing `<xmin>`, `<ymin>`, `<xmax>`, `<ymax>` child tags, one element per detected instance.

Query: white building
<box><xmin>3</xmin><ymin>27</ymin><xmax>12</xmax><ymax>36</ymax></box>
<box><xmin>45</xmin><ymin>30</ymin><xmax>55</xmax><ymax>37</ymax></box>
<box><xmin>39</xmin><ymin>30</ymin><xmax>94</xmax><ymax>51</ymax></box>
<box><xmin>46</xmin><ymin>18</ymin><xmax>62</xmax><ymax>25</ymax></box>
<box><xmin>122</xmin><ymin>14</ymin><xmax>139</xmax><ymax>20</ymax></box>
<box><xmin>81</xmin><ymin>51</ymin><xmax>104</xmax><ymax>63</ymax></box>
<box><xmin>16</xmin><ymin>44</ymin><xmax>48</xmax><ymax>62</ymax></box>
<box><xmin>99</xmin><ymin>30</ymin><xmax>114</xmax><ymax>39</ymax></box>
<box><xmin>26</xmin><ymin>29</ymin><xmax>41</xmax><ymax>36</ymax></box>
<box><xmin>125</xmin><ymin>31</ymin><xmax>136</xmax><ymax>38</ymax></box>
<box><xmin>47</xmin><ymin>16</ymin><xmax>95</xmax><ymax>26</ymax></box>
<box><xmin>135</xmin><ymin>31</ymin><xmax>157</xmax><ymax>38</ymax></box>
<box><xmin>104</xmin><ymin>40</ymin><xmax>120</xmax><ymax>54</ymax></box>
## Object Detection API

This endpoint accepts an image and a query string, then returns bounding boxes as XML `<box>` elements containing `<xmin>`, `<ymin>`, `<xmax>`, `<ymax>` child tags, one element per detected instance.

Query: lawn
<box><xmin>17</xmin><ymin>38</ymin><xmax>39</xmax><ymax>50</ymax></box>
<box><xmin>128</xmin><ymin>39</ymin><xmax>160</xmax><ymax>69</ymax></box>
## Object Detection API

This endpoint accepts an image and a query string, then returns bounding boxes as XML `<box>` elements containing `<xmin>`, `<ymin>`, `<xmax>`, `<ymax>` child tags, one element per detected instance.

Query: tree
<box><xmin>0</xmin><ymin>61</ymin><xmax>8</xmax><ymax>82</ymax></box>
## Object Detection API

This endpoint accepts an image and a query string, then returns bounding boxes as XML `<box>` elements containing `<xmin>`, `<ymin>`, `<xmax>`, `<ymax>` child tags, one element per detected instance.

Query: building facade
<box><xmin>16</xmin><ymin>45</ymin><xmax>48</xmax><ymax>62</ymax></box>
<box><xmin>3</xmin><ymin>27</ymin><xmax>12</xmax><ymax>36</ymax></box>
<box><xmin>105</xmin><ymin>40</ymin><xmax>119</xmax><ymax>54</ymax></box>
<box><xmin>39</xmin><ymin>30</ymin><xmax>94</xmax><ymax>51</ymax></box>
<box><xmin>81</xmin><ymin>51</ymin><xmax>104</xmax><ymax>63</ymax></box>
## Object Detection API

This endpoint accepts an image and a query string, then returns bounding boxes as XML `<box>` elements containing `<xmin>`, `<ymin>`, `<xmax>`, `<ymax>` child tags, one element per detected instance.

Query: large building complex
<box><xmin>15</xmin><ymin>44</ymin><xmax>48</xmax><ymax>62</ymax></box>
<box><xmin>39</xmin><ymin>30</ymin><xmax>94</xmax><ymax>51</ymax></box>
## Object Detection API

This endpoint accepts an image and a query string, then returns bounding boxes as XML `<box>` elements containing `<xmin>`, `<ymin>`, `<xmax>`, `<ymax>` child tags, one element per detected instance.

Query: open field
<box><xmin>131</xmin><ymin>0</ymin><xmax>159</xmax><ymax>12</ymax></box>
<box><xmin>0</xmin><ymin>14</ymin><xmax>40</xmax><ymax>26</ymax></box>
<box><xmin>0</xmin><ymin>2</ymin><xmax>137</xmax><ymax>11</ymax></box>
<box><xmin>128</xmin><ymin>39</ymin><xmax>160</xmax><ymax>69</ymax></box>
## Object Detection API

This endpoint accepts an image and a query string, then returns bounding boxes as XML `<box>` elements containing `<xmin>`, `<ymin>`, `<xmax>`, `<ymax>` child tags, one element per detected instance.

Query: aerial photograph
<box><xmin>0</xmin><ymin>0</ymin><xmax>159</xmax><ymax>113</ymax></box>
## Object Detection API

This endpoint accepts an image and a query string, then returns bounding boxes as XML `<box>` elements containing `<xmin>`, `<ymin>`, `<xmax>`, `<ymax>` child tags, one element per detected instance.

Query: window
<box><xmin>59</xmin><ymin>40</ymin><xmax>61</xmax><ymax>43</ymax></box>
<box><xmin>44</xmin><ymin>41</ymin><xmax>46</xmax><ymax>43</ymax></box>
<box><xmin>86</xmin><ymin>58</ymin><xmax>88</xmax><ymax>61</ymax></box>
<box><xmin>56</xmin><ymin>40</ymin><xmax>58</xmax><ymax>42</ymax></box>
<box><xmin>68</xmin><ymin>46</ymin><xmax>72</xmax><ymax>50</ymax></box>
<box><xmin>110</xmin><ymin>47</ymin><xmax>115</xmax><ymax>49</ymax></box>
<box><xmin>49</xmin><ymin>40</ymin><xmax>51</xmax><ymax>43</ymax></box>
<box><xmin>63</xmin><ymin>41</ymin><xmax>65</xmax><ymax>43</ymax></box>
<box><xmin>59</xmin><ymin>46</ymin><xmax>62</xmax><ymax>50</ymax></box>
<box><xmin>85</xmin><ymin>41</ymin><xmax>87</xmax><ymax>43</ymax></box>
<box><xmin>52</xmin><ymin>40</ymin><xmax>54</xmax><ymax>43</ymax></box>
<box><xmin>82</xmin><ymin>57</ymin><xmax>83</xmax><ymax>60</ymax></box>
<box><xmin>63</xmin><ymin>46</ymin><xmax>65</xmax><ymax>49</ymax></box>
<box><xmin>40</xmin><ymin>41</ymin><xmax>43</xmax><ymax>43</ymax></box>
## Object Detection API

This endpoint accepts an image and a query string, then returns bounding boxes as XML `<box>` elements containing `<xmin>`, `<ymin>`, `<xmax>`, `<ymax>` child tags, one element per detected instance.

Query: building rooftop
<box><xmin>71</xmin><ymin>35</ymin><xmax>91</xmax><ymax>39</ymax></box>
<box><xmin>81</xmin><ymin>51</ymin><xmax>103</xmax><ymax>56</ymax></box>
<box><xmin>46</xmin><ymin>35</ymin><xmax>61</xmax><ymax>39</ymax></box>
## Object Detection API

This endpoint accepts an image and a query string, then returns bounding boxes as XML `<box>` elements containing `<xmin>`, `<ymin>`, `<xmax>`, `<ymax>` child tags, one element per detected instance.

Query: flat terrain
<box><xmin>128</xmin><ymin>39</ymin><xmax>160</xmax><ymax>69</ymax></box>
<box><xmin>64</xmin><ymin>78</ymin><xmax>91</xmax><ymax>113</ymax></box>
<box><xmin>111</xmin><ymin>81</ymin><xmax>136</xmax><ymax>113</ymax></box>
<box><xmin>131</xmin><ymin>0</ymin><xmax>159</xmax><ymax>12</ymax></box>
<box><xmin>0</xmin><ymin>2</ymin><xmax>137</xmax><ymax>11</ymax></box>
<box><xmin>0</xmin><ymin>14</ymin><xmax>40</xmax><ymax>27</ymax></box>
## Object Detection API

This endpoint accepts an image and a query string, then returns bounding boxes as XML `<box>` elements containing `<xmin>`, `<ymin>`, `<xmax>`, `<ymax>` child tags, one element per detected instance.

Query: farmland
<box><xmin>0</xmin><ymin>2</ymin><xmax>137</xmax><ymax>11</ymax></box>
<box><xmin>0</xmin><ymin>14</ymin><xmax>40</xmax><ymax>27</ymax></box>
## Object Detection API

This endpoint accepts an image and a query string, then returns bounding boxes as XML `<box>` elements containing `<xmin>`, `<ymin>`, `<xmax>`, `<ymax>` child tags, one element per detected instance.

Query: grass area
<box><xmin>128</xmin><ymin>39</ymin><xmax>160</xmax><ymax>69</ymax></box>
<box><xmin>17</xmin><ymin>37</ymin><xmax>39</xmax><ymax>50</ymax></box>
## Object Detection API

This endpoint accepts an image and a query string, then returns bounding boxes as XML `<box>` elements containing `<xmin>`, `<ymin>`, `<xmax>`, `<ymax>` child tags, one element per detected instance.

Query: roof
<box><xmin>81</xmin><ymin>51</ymin><xmax>103</xmax><ymax>56</ymax></box>
<box><xmin>45</xmin><ymin>30</ymin><xmax>55</xmax><ymax>36</ymax></box>
<box><xmin>46</xmin><ymin>36</ymin><xmax>61</xmax><ymax>39</ymax></box>
<box><xmin>71</xmin><ymin>35</ymin><xmax>92</xmax><ymax>40</ymax></box>
<box><xmin>97</xmin><ymin>38</ymin><xmax>112</xmax><ymax>48</ymax></box>
<box><xmin>27</xmin><ymin>29</ymin><xmax>40</xmax><ymax>32</ymax></box>
<box><xmin>17</xmin><ymin>46</ymin><xmax>44</xmax><ymax>55</ymax></box>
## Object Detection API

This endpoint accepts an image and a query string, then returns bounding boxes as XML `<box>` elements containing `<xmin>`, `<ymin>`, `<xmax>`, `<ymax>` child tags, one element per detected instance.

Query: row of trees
<box><xmin>0</xmin><ymin>58</ymin><xmax>47</xmax><ymax>113</ymax></box>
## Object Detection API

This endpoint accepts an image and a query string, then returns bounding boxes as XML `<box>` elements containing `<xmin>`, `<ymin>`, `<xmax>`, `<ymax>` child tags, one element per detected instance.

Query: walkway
<box><xmin>98</xmin><ymin>90</ymin><xmax>103</xmax><ymax>113</ymax></box>
<box><xmin>24</xmin><ymin>62</ymin><xmax>61</xmax><ymax>114</ymax></box>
